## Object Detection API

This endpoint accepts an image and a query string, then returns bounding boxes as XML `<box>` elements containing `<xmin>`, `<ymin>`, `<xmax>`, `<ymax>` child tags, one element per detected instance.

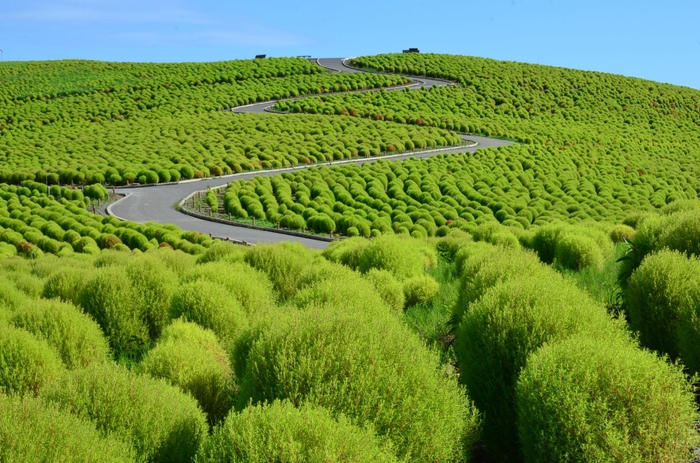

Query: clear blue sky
<box><xmin>2</xmin><ymin>0</ymin><xmax>700</xmax><ymax>89</ymax></box>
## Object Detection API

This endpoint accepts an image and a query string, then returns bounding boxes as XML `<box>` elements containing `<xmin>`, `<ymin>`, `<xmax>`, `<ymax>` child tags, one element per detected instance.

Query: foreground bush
<box><xmin>140</xmin><ymin>320</ymin><xmax>236</xmax><ymax>426</ymax></box>
<box><xmin>455</xmin><ymin>275</ymin><xmax>624</xmax><ymax>461</ymax></box>
<box><xmin>517</xmin><ymin>334</ymin><xmax>699</xmax><ymax>463</ymax></box>
<box><xmin>41</xmin><ymin>266</ymin><xmax>91</xmax><ymax>306</ymax></box>
<box><xmin>43</xmin><ymin>363</ymin><xmax>208</xmax><ymax>463</ymax></box>
<box><xmin>10</xmin><ymin>299</ymin><xmax>110</xmax><ymax>369</ymax></box>
<box><xmin>364</xmin><ymin>268</ymin><xmax>405</xmax><ymax>313</ymax></box>
<box><xmin>238</xmin><ymin>307</ymin><xmax>480</xmax><ymax>463</ymax></box>
<box><xmin>554</xmin><ymin>231</ymin><xmax>605</xmax><ymax>270</ymax></box>
<box><xmin>402</xmin><ymin>275</ymin><xmax>440</xmax><ymax>308</ymax></box>
<box><xmin>0</xmin><ymin>323</ymin><xmax>64</xmax><ymax>395</ymax></box>
<box><xmin>170</xmin><ymin>280</ymin><xmax>249</xmax><ymax>346</ymax></box>
<box><xmin>196</xmin><ymin>400</ymin><xmax>398</xmax><ymax>463</ymax></box>
<box><xmin>244</xmin><ymin>242</ymin><xmax>315</xmax><ymax>301</ymax></box>
<box><xmin>0</xmin><ymin>393</ymin><xmax>136</xmax><ymax>462</ymax></box>
<box><xmin>358</xmin><ymin>235</ymin><xmax>437</xmax><ymax>280</ymax></box>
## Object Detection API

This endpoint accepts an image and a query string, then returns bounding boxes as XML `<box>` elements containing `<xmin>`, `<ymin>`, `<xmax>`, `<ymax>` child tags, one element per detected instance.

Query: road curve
<box><xmin>112</xmin><ymin>57</ymin><xmax>515</xmax><ymax>249</ymax></box>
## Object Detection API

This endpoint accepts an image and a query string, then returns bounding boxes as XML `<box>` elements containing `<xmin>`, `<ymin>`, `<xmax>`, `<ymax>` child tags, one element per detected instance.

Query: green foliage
<box><xmin>455</xmin><ymin>272</ymin><xmax>625</xmax><ymax>461</ymax></box>
<box><xmin>0</xmin><ymin>323</ymin><xmax>65</xmax><ymax>395</ymax></box>
<box><xmin>10</xmin><ymin>299</ymin><xmax>110</xmax><ymax>369</ymax></box>
<box><xmin>358</xmin><ymin>234</ymin><xmax>437</xmax><ymax>280</ymax></box>
<box><xmin>196</xmin><ymin>400</ymin><xmax>399</xmax><ymax>463</ymax></box>
<box><xmin>43</xmin><ymin>362</ymin><xmax>208</xmax><ymax>463</ymax></box>
<box><xmin>238</xmin><ymin>307</ymin><xmax>480</xmax><ymax>463</ymax></box>
<box><xmin>516</xmin><ymin>334</ymin><xmax>699</xmax><ymax>463</ymax></box>
<box><xmin>626</xmin><ymin>250</ymin><xmax>700</xmax><ymax>366</ymax></box>
<box><xmin>244</xmin><ymin>242</ymin><xmax>315</xmax><ymax>301</ymax></box>
<box><xmin>0</xmin><ymin>393</ymin><xmax>136</xmax><ymax>462</ymax></box>
<box><xmin>125</xmin><ymin>255</ymin><xmax>178</xmax><ymax>340</ymax></box>
<box><xmin>139</xmin><ymin>320</ymin><xmax>236</xmax><ymax>426</ymax></box>
<box><xmin>554</xmin><ymin>232</ymin><xmax>605</xmax><ymax>270</ymax></box>
<box><xmin>321</xmin><ymin>237</ymin><xmax>370</xmax><ymax>270</ymax></box>
<box><xmin>170</xmin><ymin>280</ymin><xmax>249</xmax><ymax>345</ymax></box>
<box><xmin>364</xmin><ymin>268</ymin><xmax>405</xmax><ymax>313</ymax></box>
<box><xmin>402</xmin><ymin>275</ymin><xmax>440</xmax><ymax>308</ymax></box>
<box><xmin>41</xmin><ymin>266</ymin><xmax>90</xmax><ymax>305</ymax></box>
<box><xmin>196</xmin><ymin>240</ymin><xmax>247</xmax><ymax>265</ymax></box>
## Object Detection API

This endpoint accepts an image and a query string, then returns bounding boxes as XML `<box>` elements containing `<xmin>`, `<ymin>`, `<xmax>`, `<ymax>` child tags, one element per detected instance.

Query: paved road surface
<box><xmin>112</xmin><ymin>57</ymin><xmax>514</xmax><ymax>249</ymax></box>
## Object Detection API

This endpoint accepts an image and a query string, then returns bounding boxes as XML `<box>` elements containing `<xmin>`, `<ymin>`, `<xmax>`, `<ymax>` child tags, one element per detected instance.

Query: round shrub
<box><xmin>126</xmin><ymin>255</ymin><xmax>178</xmax><ymax>341</ymax></box>
<box><xmin>609</xmin><ymin>223</ymin><xmax>636</xmax><ymax>243</ymax></box>
<box><xmin>554</xmin><ymin>232</ymin><xmax>605</xmax><ymax>271</ymax></box>
<box><xmin>655</xmin><ymin>209</ymin><xmax>700</xmax><ymax>258</ymax></box>
<box><xmin>0</xmin><ymin>394</ymin><xmax>136</xmax><ymax>462</ymax></box>
<box><xmin>238</xmin><ymin>307</ymin><xmax>480</xmax><ymax>463</ymax></box>
<box><xmin>626</xmin><ymin>250</ymin><xmax>700</xmax><ymax>362</ymax></box>
<box><xmin>530</xmin><ymin>223</ymin><xmax>567</xmax><ymax>264</ymax></box>
<box><xmin>322</xmin><ymin>237</ymin><xmax>370</xmax><ymax>270</ymax></box>
<box><xmin>244</xmin><ymin>242</ymin><xmax>315</xmax><ymax>301</ymax></box>
<box><xmin>10</xmin><ymin>299</ymin><xmax>110</xmax><ymax>369</ymax></box>
<box><xmin>43</xmin><ymin>363</ymin><xmax>208</xmax><ymax>463</ymax></box>
<box><xmin>41</xmin><ymin>266</ymin><xmax>90</xmax><ymax>306</ymax></box>
<box><xmin>181</xmin><ymin>261</ymin><xmax>275</xmax><ymax>316</ymax></box>
<box><xmin>78</xmin><ymin>266</ymin><xmax>150</xmax><ymax>359</ymax></box>
<box><xmin>516</xmin><ymin>334</ymin><xmax>699</xmax><ymax>463</ymax></box>
<box><xmin>170</xmin><ymin>280</ymin><xmax>249</xmax><ymax>345</ymax></box>
<box><xmin>140</xmin><ymin>320</ymin><xmax>236</xmax><ymax>426</ymax></box>
<box><xmin>455</xmin><ymin>275</ymin><xmax>625</xmax><ymax>461</ymax></box>
<box><xmin>402</xmin><ymin>275</ymin><xmax>440</xmax><ymax>308</ymax></box>
<box><xmin>364</xmin><ymin>268</ymin><xmax>405</xmax><ymax>314</ymax></box>
<box><xmin>197</xmin><ymin>400</ymin><xmax>399</xmax><ymax>463</ymax></box>
<box><xmin>196</xmin><ymin>240</ymin><xmax>247</xmax><ymax>265</ymax></box>
<box><xmin>0</xmin><ymin>323</ymin><xmax>64</xmax><ymax>395</ymax></box>
<box><xmin>358</xmin><ymin>234</ymin><xmax>437</xmax><ymax>280</ymax></box>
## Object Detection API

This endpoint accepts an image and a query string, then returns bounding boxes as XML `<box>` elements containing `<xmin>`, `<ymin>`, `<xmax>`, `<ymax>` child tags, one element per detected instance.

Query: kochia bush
<box><xmin>516</xmin><ymin>334</ymin><xmax>699</xmax><ymax>463</ymax></box>
<box><xmin>238</xmin><ymin>307</ymin><xmax>480</xmax><ymax>463</ymax></box>
<box><xmin>455</xmin><ymin>275</ymin><xmax>625</xmax><ymax>462</ymax></box>
<box><xmin>358</xmin><ymin>234</ymin><xmax>437</xmax><ymax>280</ymax></box>
<box><xmin>43</xmin><ymin>363</ymin><xmax>208</xmax><ymax>463</ymax></box>
<box><xmin>402</xmin><ymin>275</ymin><xmax>440</xmax><ymax>308</ymax></box>
<box><xmin>140</xmin><ymin>320</ymin><xmax>236</xmax><ymax>426</ymax></box>
<box><xmin>244</xmin><ymin>242</ymin><xmax>315</xmax><ymax>301</ymax></box>
<box><xmin>0</xmin><ymin>394</ymin><xmax>136</xmax><ymax>463</ymax></box>
<box><xmin>196</xmin><ymin>400</ymin><xmax>399</xmax><ymax>463</ymax></box>
<box><xmin>554</xmin><ymin>232</ymin><xmax>605</xmax><ymax>271</ymax></box>
<box><xmin>10</xmin><ymin>299</ymin><xmax>110</xmax><ymax>369</ymax></box>
<box><xmin>364</xmin><ymin>268</ymin><xmax>405</xmax><ymax>313</ymax></box>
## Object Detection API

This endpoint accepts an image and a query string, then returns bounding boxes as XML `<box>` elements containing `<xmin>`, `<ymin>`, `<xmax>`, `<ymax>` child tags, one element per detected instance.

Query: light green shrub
<box><xmin>140</xmin><ymin>320</ymin><xmax>236</xmax><ymax>426</ymax></box>
<box><xmin>0</xmin><ymin>393</ymin><xmax>136</xmax><ymax>462</ymax></box>
<box><xmin>93</xmin><ymin>249</ymin><xmax>132</xmax><ymax>268</ymax></box>
<box><xmin>516</xmin><ymin>334</ymin><xmax>699</xmax><ymax>463</ymax></box>
<box><xmin>530</xmin><ymin>223</ymin><xmax>568</xmax><ymax>264</ymax></box>
<box><xmin>126</xmin><ymin>255</ymin><xmax>178</xmax><ymax>340</ymax></box>
<box><xmin>609</xmin><ymin>223</ymin><xmax>636</xmax><ymax>243</ymax></box>
<box><xmin>321</xmin><ymin>237</ymin><xmax>370</xmax><ymax>270</ymax></box>
<box><xmin>41</xmin><ymin>266</ymin><xmax>90</xmax><ymax>305</ymax></box>
<box><xmin>626</xmin><ymin>250</ymin><xmax>700</xmax><ymax>362</ymax></box>
<box><xmin>0</xmin><ymin>279</ymin><xmax>28</xmax><ymax>311</ymax></box>
<box><xmin>78</xmin><ymin>266</ymin><xmax>150</xmax><ymax>359</ymax></box>
<box><xmin>170</xmin><ymin>280</ymin><xmax>249</xmax><ymax>345</ymax></box>
<box><xmin>435</xmin><ymin>229</ymin><xmax>473</xmax><ymax>260</ymax></box>
<box><xmin>364</xmin><ymin>268</ymin><xmax>405</xmax><ymax>313</ymax></box>
<box><xmin>238</xmin><ymin>307</ymin><xmax>480</xmax><ymax>463</ymax></box>
<box><xmin>0</xmin><ymin>323</ymin><xmax>64</xmax><ymax>395</ymax></box>
<box><xmin>43</xmin><ymin>363</ymin><xmax>208</xmax><ymax>463</ymax></box>
<box><xmin>454</xmin><ymin>244</ymin><xmax>547</xmax><ymax>321</ymax></box>
<box><xmin>244</xmin><ymin>242</ymin><xmax>315</xmax><ymax>301</ymax></box>
<box><xmin>358</xmin><ymin>234</ymin><xmax>437</xmax><ymax>280</ymax></box>
<box><xmin>455</xmin><ymin>275</ymin><xmax>625</xmax><ymax>461</ymax></box>
<box><xmin>554</xmin><ymin>232</ymin><xmax>605</xmax><ymax>270</ymax></box>
<box><xmin>196</xmin><ymin>240</ymin><xmax>247</xmax><ymax>265</ymax></box>
<box><xmin>402</xmin><ymin>275</ymin><xmax>440</xmax><ymax>308</ymax></box>
<box><xmin>147</xmin><ymin>247</ymin><xmax>197</xmax><ymax>277</ymax></box>
<box><xmin>11</xmin><ymin>299</ymin><xmax>110</xmax><ymax>369</ymax></box>
<box><xmin>181</xmin><ymin>261</ymin><xmax>275</xmax><ymax>316</ymax></box>
<box><xmin>196</xmin><ymin>400</ymin><xmax>399</xmax><ymax>463</ymax></box>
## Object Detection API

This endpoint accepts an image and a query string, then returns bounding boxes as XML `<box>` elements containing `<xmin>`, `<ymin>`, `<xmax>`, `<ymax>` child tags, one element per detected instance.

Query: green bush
<box><xmin>196</xmin><ymin>240</ymin><xmax>247</xmax><ymax>264</ymax></box>
<box><xmin>454</xmin><ymin>244</ymin><xmax>546</xmax><ymax>321</ymax></box>
<box><xmin>181</xmin><ymin>261</ymin><xmax>275</xmax><ymax>316</ymax></box>
<box><xmin>402</xmin><ymin>275</ymin><xmax>440</xmax><ymax>308</ymax></box>
<box><xmin>140</xmin><ymin>320</ymin><xmax>236</xmax><ymax>426</ymax></box>
<box><xmin>554</xmin><ymin>232</ymin><xmax>605</xmax><ymax>270</ymax></box>
<box><xmin>78</xmin><ymin>266</ymin><xmax>150</xmax><ymax>359</ymax></box>
<box><xmin>435</xmin><ymin>229</ymin><xmax>473</xmax><ymax>260</ymax></box>
<box><xmin>238</xmin><ymin>307</ymin><xmax>480</xmax><ymax>463</ymax></box>
<box><xmin>626</xmin><ymin>250</ymin><xmax>700</xmax><ymax>362</ymax></box>
<box><xmin>0</xmin><ymin>393</ymin><xmax>136</xmax><ymax>462</ymax></box>
<box><xmin>364</xmin><ymin>268</ymin><xmax>405</xmax><ymax>314</ymax></box>
<box><xmin>170</xmin><ymin>280</ymin><xmax>249</xmax><ymax>345</ymax></box>
<box><xmin>321</xmin><ymin>237</ymin><xmax>370</xmax><ymax>270</ymax></box>
<box><xmin>244</xmin><ymin>242</ymin><xmax>315</xmax><ymax>301</ymax></box>
<box><xmin>455</xmin><ymin>275</ymin><xmax>625</xmax><ymax>461</ymax></box>
<box><xmin>530</xmin><ymin>223</ymin><xmax>567</xmax><ymax>264</ymax></box>
<box><xmin>126</xmin><ymin>255</ymin><xmax>178</xmax><ymax>340</ymax></box>
<box><xmin>0</xmin><ymin>323</ymin><xmax>64</xmax><ymax>395</ymax></box>
<box><xmin>516</xmin><ymin>334</ymin><xmax>699</xmax><ymax>463</ymax></box>
<box><xmin>609</xmin><ymin>223</ymin><xmax>636</xmax><ymax>243</ymax></box>
<box><xmin>41</xmin><ymin>266</ymin><xmax>90</xmax><ymax>305</ymax></box>
<box><xmin>43</xmin><ymin>362</ymin><xmax>208</xmax><ymax>463</ymax></box>
<box><xmin>196</xmin><ymin>400</ymin><xmax>399</xmax><ymax>463</ymax></box>
<box><xmin>358</xmin><ymin>234</ymin><xmax>437</xmax><ymax>280</ymax></box>
<box><xmin>10</xmin><ymin>299</ymin><xmax>110</xmax><ymax>369</ymax></box>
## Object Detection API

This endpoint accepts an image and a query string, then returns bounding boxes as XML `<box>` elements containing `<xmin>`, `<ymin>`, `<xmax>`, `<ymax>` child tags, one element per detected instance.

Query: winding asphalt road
<box><xmin>110</xmin><ymin>58</ymin><xmax>514</xmax><ymax>249</ymax></box>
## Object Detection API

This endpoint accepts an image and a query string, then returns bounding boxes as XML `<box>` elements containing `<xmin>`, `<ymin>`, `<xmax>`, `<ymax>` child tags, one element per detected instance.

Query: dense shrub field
<box><xmin>0</xmin><ymin>58</ymin><xmax>417</xmax><ymax>184</ymax></box>
<box><xmin>0</xmin><ymin>180</ymin><xmax>215</xmax><ymax>257</ymax></box>
<box><xmin>3</xmin><ymin>52</ymin><xmax>700</xmax><ymax>462</ymax></box>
